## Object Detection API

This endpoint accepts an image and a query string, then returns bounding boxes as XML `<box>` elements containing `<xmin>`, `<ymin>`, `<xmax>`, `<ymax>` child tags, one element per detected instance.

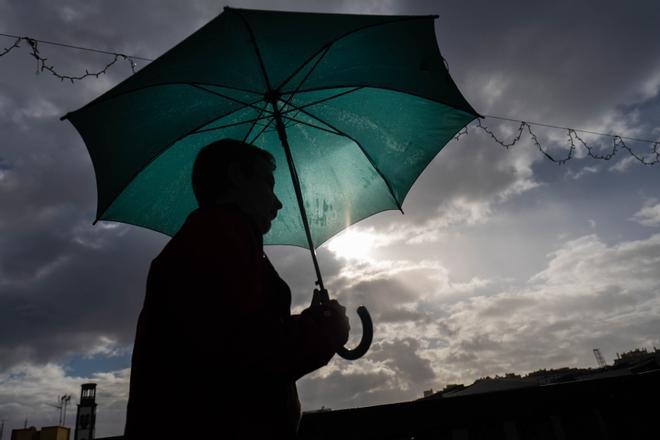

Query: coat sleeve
<box><xmin>175</xmin><ymin>213</ymin><xmax>336</xmax><ymax>382</ymax></box>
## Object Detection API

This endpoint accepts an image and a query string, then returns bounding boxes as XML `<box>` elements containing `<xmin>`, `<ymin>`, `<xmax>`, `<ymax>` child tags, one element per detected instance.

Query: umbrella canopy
<box><xmin>63</xmin><ymin>7</ymin><xmax>479</xmax><ymax>249</ymax></box>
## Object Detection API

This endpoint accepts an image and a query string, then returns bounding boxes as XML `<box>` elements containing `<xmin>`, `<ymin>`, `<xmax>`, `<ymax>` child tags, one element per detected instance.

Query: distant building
<box><xmin>303</xmin><ymin>406</ymin><xmax>333</xmax><ymax>414</ymax></box>
<box><xmin>10</xmin><ymin>426</ymin><xmax>37</xmax><ymax>440</ymax></box>
<box><xmin>440</xmin><ymin>384</ymin><xmax>465</xmax><ymax>395</ymax></box>
<box><xmin>422</xmin><ymin>346</ymin><xmax>660</xmax><ymax>401</ymax></box>
<box><xmin>74</xmin><ymin>384</ymin><xmax>97</xmax><ymax>440</ymax></box>
<box><xmin>525</xmin><ymin>366</ymin><xmax>593</xmax><ymax>384</ymax></box>
<box><xmin>10</xmin><ymin>426</ymin><xmax>70</xmax><ymax>440</ymax></box>
<box><xmin>446</xmin><ymin>376</ymin><xmax>538</xmax><ymax>397</ymax></box>
<box><xmin>614</xmin><ymin>347</ymin><xmax>659</xmax><ymax>368</ymax></box>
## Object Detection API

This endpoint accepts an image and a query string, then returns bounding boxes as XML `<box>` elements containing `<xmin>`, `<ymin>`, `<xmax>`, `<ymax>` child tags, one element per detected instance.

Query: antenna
<box><xmin>593</xmin><ymin>348</ymin><xmax>606</xmax><ymax>368</ymax></box>
<box><xmin>1</xmin><ymin>418</ymin><xmax>5</xmax><ymax>440</ymax></box>
<box><xmin>47</xmin><ymin>396</ymin><xmax>64</xmax><ymax>425</ymax></box>
<box><xmin>62</xmin><ymin>395</ymin><xmax>72</xmax><ymax>426</ymax></box>
<box><xmin>48</xmin><ymin>394</ymin><xmax>72</xmax><ymax>426</ymax></box>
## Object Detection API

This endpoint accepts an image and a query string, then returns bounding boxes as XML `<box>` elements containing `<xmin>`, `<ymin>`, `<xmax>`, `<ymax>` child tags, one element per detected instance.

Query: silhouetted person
<box><xmin>124</xmin><ymin>139</ymin><xmax>350</xmax><ymax>439</ymax></box>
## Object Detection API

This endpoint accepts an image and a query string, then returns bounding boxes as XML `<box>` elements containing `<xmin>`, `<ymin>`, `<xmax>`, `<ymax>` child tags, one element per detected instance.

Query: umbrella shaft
<box><xmin>270</xmin><ymin>101</ymin><xmax>326</xmax><ymax>293</ymax></box>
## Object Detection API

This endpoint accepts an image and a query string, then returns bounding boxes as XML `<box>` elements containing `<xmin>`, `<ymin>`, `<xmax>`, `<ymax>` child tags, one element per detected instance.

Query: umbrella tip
<box><xmin>59</xmin><ymin>113</ymin><xmax>69</xmax><ymax>121</ymax></box>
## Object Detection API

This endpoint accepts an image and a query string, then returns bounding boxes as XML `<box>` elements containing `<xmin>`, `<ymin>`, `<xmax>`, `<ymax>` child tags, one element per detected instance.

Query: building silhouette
<box><xmin>299</xmin><ymin>348</ymin><xmax>660</xmax><ymax>439</ymax></box>
<box><xmin>74</xmin><ymin>384</ymin><xmax>97</xmax><ymax>440</ymax></box>
<box><xmin>10</xmin><ymin>426</ymin><xmax>69</xmax><ymax>440</ymax></box>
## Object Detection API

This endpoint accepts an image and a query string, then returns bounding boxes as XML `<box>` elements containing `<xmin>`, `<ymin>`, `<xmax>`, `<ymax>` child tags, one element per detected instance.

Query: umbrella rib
<box><xmin>289</xmin><ymin>84</ymin><xmax>482</xmax><ymax>118</ymax></box>
<box><xmin>191</xmin><ymin>115</ymin><xmax>273</xmax><ymax>134</ymax></box>
<box><xmin>244</xmin><ymin>103</ymin><xmax>345</xmax><ymax>144</ymax></box>
<box><xmin>228</xmin><ymin>8</ymin><xmax>274</xmax><ymax>91</ymax></box>
<box><xmin>61</xmin><ymin>82</ymin><xmax>263</xmax><ymax>120</ymax></box>
<box><xmin>279</xmin><ymin>86</ymin><xmax>364</xmax><ymax>116</ymax></box>
<box><xmin>247</xmin><ymin>117</ymin><xmax>275</xmax><ymax>145</ymax></box>
<box><xmin>242</xmin><ymin>101</ymin><xmax>269</xmax><ymax>142</ymax></box>
<box><xmin>279</xmin><ymin>114</ymin><xmax>343</xmax><ymax>136</ymax></box>
<box><xmin>275</xmin><ymin>14</ymin><xmax>439</xmax><ymax>93</ymax></box>
<box><xmin>190</xmin><ymin>84</ymin><xmax>273</xmax><ymax>115</ymax></box>
<box><xmin>278</xmin><ymin>45</ymin><xmax>333</xmax><ymax>112</ymax></box>
<box><xmin>284</xmin><ymin>102</ymin><xmax>404</xmax><ymax>213</ymax></box>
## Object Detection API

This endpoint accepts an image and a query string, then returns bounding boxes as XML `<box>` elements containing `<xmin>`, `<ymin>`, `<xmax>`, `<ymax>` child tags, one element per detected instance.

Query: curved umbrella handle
<box><xmin>336</xmin><ymin>306</ymin><xmax>373</xmax><ymax>360</ymax></box>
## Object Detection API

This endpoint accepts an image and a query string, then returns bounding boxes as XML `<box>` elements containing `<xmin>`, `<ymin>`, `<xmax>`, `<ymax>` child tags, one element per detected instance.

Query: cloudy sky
<box><xmin>1</xmin><ymin>0</ymin><xmax>659</xmax><ymax>436</ymax></box>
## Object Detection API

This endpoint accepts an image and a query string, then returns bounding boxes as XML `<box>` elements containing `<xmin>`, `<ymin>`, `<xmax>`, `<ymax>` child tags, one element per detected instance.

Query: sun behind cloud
<box><xmin>326</xmin><ymin>228</ymin><xmax>379</xmax><ymax>261</ymax></box>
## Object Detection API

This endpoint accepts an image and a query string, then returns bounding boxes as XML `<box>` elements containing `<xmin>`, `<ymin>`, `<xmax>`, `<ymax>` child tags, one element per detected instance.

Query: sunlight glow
<box><xmin>326</xmin><ymin>229</ymin><xmax>377</xmax><ymax>261</ymax></box>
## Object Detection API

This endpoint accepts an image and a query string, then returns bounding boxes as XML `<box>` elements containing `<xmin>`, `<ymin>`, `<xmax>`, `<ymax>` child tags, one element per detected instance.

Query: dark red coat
<box><xmin>124</xmin><ymin>204</ymin><xmax>335</xmax><ymax>439</ymax></box>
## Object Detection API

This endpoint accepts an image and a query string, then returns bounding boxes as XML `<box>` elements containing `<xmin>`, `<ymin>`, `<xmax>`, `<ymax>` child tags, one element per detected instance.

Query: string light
<box><xmin>453</xmin><ymin>126</ymin><xmax>469</xmax><ymax>142</ymax></box>
<box><xmin>473</xmin><ymin>117</ymin><xmax>660</xmax><ymax>166</ymax></box>
<box><xmin>1</xmin><ymin>33</ymin><xmax>659</xmax><ymax>166</ymax></box>
<box><xmin>0</xmin><ymin>33</ymin><xmax>149</xmax><ymax>82</ymax></box>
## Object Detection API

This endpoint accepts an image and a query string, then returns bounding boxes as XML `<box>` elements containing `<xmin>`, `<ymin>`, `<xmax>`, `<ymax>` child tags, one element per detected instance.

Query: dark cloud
<box><xmin>378</xmin><ymin>307</ymin><xmax>426</xmax><ymax>323</ymax></box>
<box><xmin>369</xmin><ymin>338</ymin><xmax>435</xmax><ymax>384</ymax></box>
<box><xmin>0</xmin><ymin>225</ymin><xmax>163</xmax><ymax>369</ymax></box>
<box><xmin>299</xmin><ymin>337</ymin><xmax>436</xmax><ymax>408</ymax></box>
<box><xmin>298</xmin><ymin>368</ymin><xmax>392</xmax><ymax>409</ymax></box>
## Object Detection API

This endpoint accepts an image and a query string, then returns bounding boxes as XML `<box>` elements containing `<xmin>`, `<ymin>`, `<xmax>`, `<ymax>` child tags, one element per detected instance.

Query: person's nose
<box><xmin>274</xmin><ymin>195</ymin><xmax>283</xmax><ymax>211</ymax></box>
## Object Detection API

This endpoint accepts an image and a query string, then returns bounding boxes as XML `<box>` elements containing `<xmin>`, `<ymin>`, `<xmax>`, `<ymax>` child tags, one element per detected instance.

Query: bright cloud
<box><xmin>630</xmin><ymin>200</ymin><xmax>660</xmax><ymax>227</ymax></box>
<box><xmin>609</xmin><ymin>156</ymin><xmax>638</xmax><ymax>173</ymax></box>
<box><xmin>83</xmin><ymin>336</ymin><xmax>131</xmax><ymax>359</ymax></box>
<box><xmin>433</xmin><ymin>233</ymin><xmax>660</xmax><ymax>382</ymax></box>
<box><xmin>564</xmin><ymin>165</ymin><xmax>599</xmax><ymax>180</ymax></box>
<box><xmin>325</xmin><ymin>227</ymin><xmax>398</xmax><ymax>261</ymax></box>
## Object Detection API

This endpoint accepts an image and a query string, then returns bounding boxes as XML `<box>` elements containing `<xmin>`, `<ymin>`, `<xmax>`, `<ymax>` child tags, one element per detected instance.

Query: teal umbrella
<box><xmin>63</xmin><ymin>7</ymin><xmax>480</xmax><ymax>359</ymax></box>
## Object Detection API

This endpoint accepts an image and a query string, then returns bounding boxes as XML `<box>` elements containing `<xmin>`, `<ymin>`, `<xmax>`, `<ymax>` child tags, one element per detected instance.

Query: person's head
<box><xmin>192</xmin><ymin>139</ymin><xmax>282</xmax><ymax>234</ymax></box>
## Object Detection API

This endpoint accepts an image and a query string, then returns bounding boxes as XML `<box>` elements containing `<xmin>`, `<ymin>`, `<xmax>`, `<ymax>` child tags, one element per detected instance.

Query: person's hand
<box><xmin>320</xmin><ymin>299</ymin><xmax>350</xmax><ymax>349</ymax></box>
<box><xmin>302</xmin><ymin>299</ymin><xmax>350</xmax><ymax>351</ymax></box>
